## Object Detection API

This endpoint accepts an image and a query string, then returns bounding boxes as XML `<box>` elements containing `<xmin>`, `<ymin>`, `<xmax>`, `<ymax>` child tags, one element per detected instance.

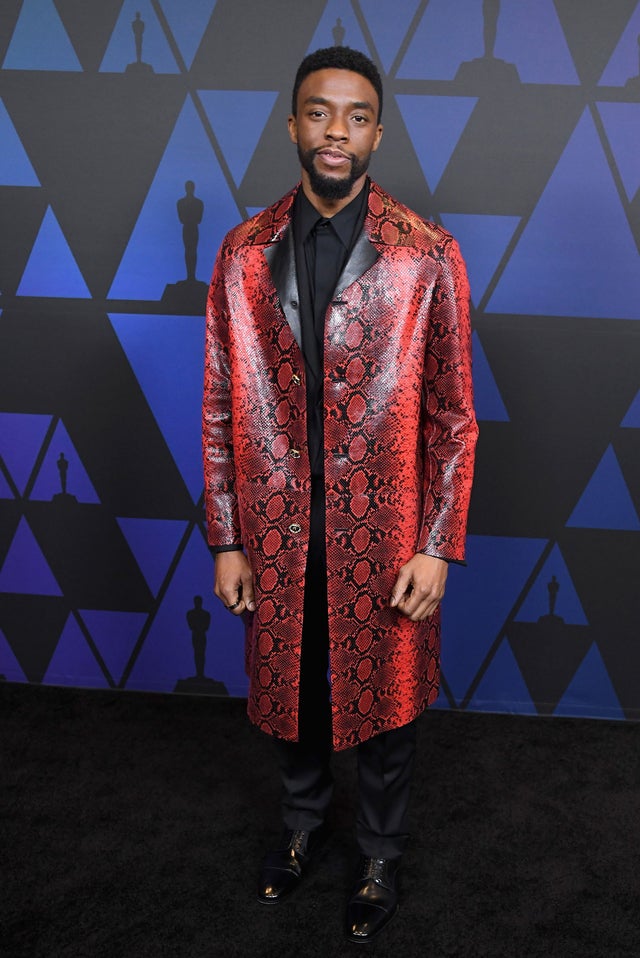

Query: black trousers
<box><xmin>272</xmin><ymin>479</ymin><xmax>418</xmax><ymax>859</ymax></box>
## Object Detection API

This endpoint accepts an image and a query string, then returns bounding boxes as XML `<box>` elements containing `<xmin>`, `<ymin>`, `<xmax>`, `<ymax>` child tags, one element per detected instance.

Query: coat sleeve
<box><xmin>416</xmin><ymin>235</ymin><xmax>478</xmax><ymax>562</ymax></box>
<box><xmin>202</xmin><ymin>243</ymin><xmax>243</xmax><ymax>549</ymax></box>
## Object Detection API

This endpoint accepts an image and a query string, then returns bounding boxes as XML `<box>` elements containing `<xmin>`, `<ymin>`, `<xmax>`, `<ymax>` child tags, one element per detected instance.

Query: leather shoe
<box><xmin>257</xmin><ymin>827</ymin><xmax>324</xmax><ymax>904</ymax></box>
<box><xmin>345</xmin><ymin>856</ymin><xmax>400</xmax><ymax>943</ymax></box>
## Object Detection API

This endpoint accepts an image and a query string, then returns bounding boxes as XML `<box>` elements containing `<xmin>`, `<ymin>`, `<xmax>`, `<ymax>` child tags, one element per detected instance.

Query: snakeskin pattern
<box><xmin>203</xmin><ymin>181</ymin><xmax>477</xmax><ymax>750</ymax></box>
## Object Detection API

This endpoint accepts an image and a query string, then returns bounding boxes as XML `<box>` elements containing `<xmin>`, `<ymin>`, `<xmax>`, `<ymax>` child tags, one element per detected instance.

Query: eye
<box><xmin>352</xmin><ymin>115</ymin><xmax>368</xmax><ymax>124</ymax></box>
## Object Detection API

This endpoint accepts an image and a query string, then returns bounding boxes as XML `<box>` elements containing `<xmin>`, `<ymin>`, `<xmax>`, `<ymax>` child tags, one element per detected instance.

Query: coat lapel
<box><xmin>335</xmin><ymin>230</ymin><xmax>379</xmax><ymax>298</ymax></box>
<box><xmin>262</xmin><ymin>225</ymin><xmax>302</xmax><ymax>352</ymax></box>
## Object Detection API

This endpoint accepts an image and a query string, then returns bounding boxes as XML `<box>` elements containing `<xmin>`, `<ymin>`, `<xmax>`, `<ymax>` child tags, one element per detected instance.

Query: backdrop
<box><xmin>1</xmin><ymin>0</ymin><xmax>639</xmax><ymax>719</ymax></box>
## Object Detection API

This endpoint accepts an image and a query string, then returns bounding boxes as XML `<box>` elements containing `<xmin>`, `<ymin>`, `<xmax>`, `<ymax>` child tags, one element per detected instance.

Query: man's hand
<box><xmin>390</xmin><ymin>554</ymin><xmax>448</xmax><ymax>621</ymax></box>
<box><xmin>214</xmin><ymin>550</ymin><xmax>256</xmax><ymax>615</ymax></box>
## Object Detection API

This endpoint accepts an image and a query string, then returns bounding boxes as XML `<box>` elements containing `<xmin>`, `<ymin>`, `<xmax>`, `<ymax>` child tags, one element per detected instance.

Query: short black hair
<box><xmin>291</xmin><ymin>47</ymin><xmax>383</xmax><ymax>121</ymax></box>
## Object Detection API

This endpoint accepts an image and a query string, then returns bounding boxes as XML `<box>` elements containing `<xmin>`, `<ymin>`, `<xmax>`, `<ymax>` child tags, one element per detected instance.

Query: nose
<box><xmin>325</xmin><ymin>115</ymin><xmax>348</xmax><ymax>141</ymax></box>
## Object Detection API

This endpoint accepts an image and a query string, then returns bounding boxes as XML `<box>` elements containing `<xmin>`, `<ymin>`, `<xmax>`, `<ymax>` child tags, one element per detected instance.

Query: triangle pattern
<box><xmin>306</xmin><ymin>1</ymin><xmax>370</xmax><ymax>57</ymax></box>
<box><xmin>567</xmin><ymin>445</ymin><xmax>640</xmax><ymax>530</ymax></box>
<box><xmin>0</xmin><ymin>413</ymin><xmax>52</xmax><ymax>495</ymax></box>
<box><xmin>199</xmin><ymin>90</ymin><xmax>279</xmax><ymax>186</ymax></box>
<box><xmin>470</xmin><ymin>332</ymin><xmax>509</xmax><ymax>422</ymax></box>
<box><xmin>441</xmin><ymin>534</ymin><xmax>548</xmax><ymax>703</ymax></box>
<box><xmin>125</xmin><ymin>526</ymin><xmax>245</xmax><ymax>694</ymax></box>
<box><xmin>30</xmin><ymin>420</ymin><xmax>100</xmax><ymax>503</ymax></box>
<box><xmin>0</xmin><ymin>518</ymin><xmax>62</xmax><ymax>596</ymax></box>
<box><xmin>0</xmin><ymin>98</ymin><xmax>39</xmax><ymax>186</ymax></box>
<box><xmin>467</xmin><ymin>640</ymin><xmax>537</xmax><ymax>715</ymax></box>
<box><xmin>440</xmin><ymin>212</ymin><xmax>520</xmax><ymax>306</ymax></box>
<box><xmin>108</xmin><ymin>98</ymin><xmax>240</xmax><ymax>299</ymax></box>
<box><xmin>488</xmin><ymin>109</ymin><xmax>640</xmax><ymax>319</ymax></box>
<box><xmin>109</xmin><ymin>314</ymin><xmax>205</xmax><ymax>501</ymax></box>
<box><xmin>116</xmin><ymin>517</ymin><xmax>188</xmax><ymax>595</ymax></box>
<box><xmin>78</xmin><ymin>609</ymin><xmax>148</xmax><ymax>685</ymax></box>
<box><xmin>0</xmin><ymin>595</ymin><xmax>69</xmax><ymax>683</ymax></box>
<box><xmin>398</xmin><ymin>0</ymin><xmax>483</xmax><ymax>80</ymax></box>
<box><xmin>515</xmin><ymin>543</ymin><xmax>588</xmax><ymax>625</ymax></box>
<box><xmin>554</xmin><ymin>643</ymin><xmax>625</xmax><ymax>719</ymax></box>
<box><xmin>597</xmin><ymin>102</ymin><xmax>640</xmax><ymax>201</ymax></box>
<box><xmin>17</xmin><ymin>207</ymin><xmax>91</xmax><ymax>298</ymax></box>
<box><xmin>2</xmin><ymin>0</ymin><xmax>81</xmax><ymax>71</ymax></box>
<box><xmin>44</xmin><ymin>614</ymin><xmax>110</xmax><ymax>688</ymax></box>
<box><xmin>599</xmin><ymin>2</ymin><xmax>640</xmax><ymax>85</ymax></box>
<box><xmin>100</xmin><ymin>0</ymin><xmax>178</xmax><ymax>74</ymax></box>
<box><xmin>396</xmin><ymin>95</ymin><xmax>477</xmax><ymax>192</ymax></box>
<box><xmin>621</xmin><ymin>389</ymin><xmax>640</xmax><ymax>427</ymax></box>
<box><xmin>0</xmin><ymin>471</ymin><xmax>14</xmax><ymax>500</ymax></box>
<box><xmin>157</xmin><ymin>0</ymin><xmax>215</xmax><ymax>69</ymax></box>
<box><xmin>359</xmin><ymin>0</ymin><xmax>422</xmax><ymax>72</ymax></box>
<box><xmin>494</xmin><ymin>0</ymin><xmax>579</xmax><ymax>84</ymax></box>
<box><xmin>0</xmin><ymin>628</ymin><xmax>27</xmax><ymax>682</ymax></box>
<box><xmin>54</xmin><ymin>0</ymin><xmax>124</xmax><ymax>73</ymax></box>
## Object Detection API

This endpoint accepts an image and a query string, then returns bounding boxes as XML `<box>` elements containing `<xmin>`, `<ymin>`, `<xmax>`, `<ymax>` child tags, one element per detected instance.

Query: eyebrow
<box><xmin>304</xmin><ymin>95</ymin><xmax>375</xmax><ymax>113</ymax></box>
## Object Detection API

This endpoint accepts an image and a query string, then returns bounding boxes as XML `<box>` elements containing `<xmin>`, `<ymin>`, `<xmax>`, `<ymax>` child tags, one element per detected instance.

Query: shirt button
<box><xmin>290</xmin><ymin>299</ymin><xmax>298</xmax><ymax>309</ymax></box>
<box><xmin>289</xmin><ymin>523</ymin><xmax>302</xmax><ymax>534</ymax></box>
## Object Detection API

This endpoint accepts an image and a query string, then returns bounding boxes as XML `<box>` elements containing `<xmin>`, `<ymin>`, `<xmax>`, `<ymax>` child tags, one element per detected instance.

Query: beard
<box><xmin>297</xmin><ymin>145</ymin><xmax>371</xmax><ymax>200</ymax></box>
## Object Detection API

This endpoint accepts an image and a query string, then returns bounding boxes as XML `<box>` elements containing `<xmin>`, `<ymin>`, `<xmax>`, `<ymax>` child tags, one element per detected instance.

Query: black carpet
<box><xmin>2</xmin><ymin>682</ymin><xmax>640</xmax><ymax>957</ymax></box>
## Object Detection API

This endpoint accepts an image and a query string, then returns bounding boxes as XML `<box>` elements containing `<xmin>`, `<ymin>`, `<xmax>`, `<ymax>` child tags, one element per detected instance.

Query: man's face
<box><xmin>288</xmin><ymin>68</ymin><xmax>383</xmax><ymax>204</ymax></box>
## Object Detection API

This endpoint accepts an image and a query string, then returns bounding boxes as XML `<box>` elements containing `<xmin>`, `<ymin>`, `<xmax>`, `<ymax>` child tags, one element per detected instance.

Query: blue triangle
<box><xmin>109</xmin><ymin>313</ymin><xmax>205</xmax><ymax>500</ymax></box>
<box><xmin>199</xmin><ymin>90</ymin><xmax>279</xmax><ymax>186</ymax></box>
<box><xmin>467</xmin><ymin>640</ymin><xmax>537</xmax><ymax>715</ymax></box>
<box><xmin>2</xmin><ymin>0</ymin><xmax>82</xmax><ymax>71</ymax></box>
<box><xmin>554</xmin><ymin>643</ymin><xmax>624</xmax><ymax>720</ymax></box>
<box><xmin>117</xmin><ymin>517</ymin><xmax>188</xmax><ymax>595</ymax></box>
<box><xmin>440</xmin><ymin>213</ymin><xmax>520</xmax><ymax>306</ymax></box>
<box><xmin>0</xmin><ymin>99</ymin><xmax>39</xmax><ymax>185</ymax></box>
<box><xmin>599</xmin><ymin>4</ymin><xmax>640</xmax><ymax>85</ymax></box>
<box><xmin>494</xmin><ymin>0</ymin><xmax>579</xmax><ymax>84</ymax></box>
<box><xmin>441</xmin><ymin>534</ymin><xmax>548</xmax><ymax>703</ymax></box>
<box><xmin>44</xmin><ymin>615</ymin><xmax>110</xmax><ymax>689</ymax></box>
<box><xmin>470</xmin><ymin>331</ymin><xmax>509</xmax><ymax>422</ymax></box>
<box><xmin>306</xmin><ymin>1</ymin><xmax>370</xmax><ymax>57</ymax></box>
<box><xmin>159</xmin><ymin>0</ymin><xmax>216</xmax><ymax>69</ymax></box>
<box><xmin>30</xmin><ymin>421</ymin><xmax>100</xmax><ymax>503</ymax></box>
<box><xmin>126</xmin><ymin>527</ymin><xmax>246</xmax><ymax>695</ymax></box>
<box><xmin>0</xmin><ymin>413</ymin><xmax>52</xmax><ymax>494</ymax></box>
<box><xmin>0</xmin><ymin>471</ymin><xmax>14</xmax><ymax>499</ymax></box>
<box><xmin>100</xmin><ymin>0</ymin><xmax>179</xmax><ymax>73</ymax></box>
<box><xmin>246</xmin><ymin>207</ymin><xmax>265</xmax><ymax>218</ymax></box>
<box><xmin>488</xmin><ymin>109</ymin><xmax>640</xmax><ymax>319</ymax></box>
<box><xmin>398</xmin><ymin>0</ymin><xmax>483</xmax><ymax>79</ymax></box>
<box><xmin>568</xmin><ymin>445</ymin><xmax>640</xmax><ymax>530</ymax></box>
<box><xmin>396</xmin><ymin>95</ymin><xmax>477</xmax><ymax>192</ymax></box>
<box><xmin>621</xmin><ymin>390</ymin><xmax>640</xmax><ymax>427</ymax></box>
<box><xmin>78</xmin><ymin>609</ymin><xmax>148</xmax><ymax>686</ymax></box>
<box><xmin>359</xmin><ymin>0</ymin><xmax>422</xmax><ymax>72</ymax></box>
<box><xmin>0</xmin><ymin>629</ymin><xmax>28</xmax><ymax>682</ymax></box>
<box><xmin>598</xmin><ymin>102</ymin><xmax>640</xmax><ymax>201</ymax></box>
<box><xmin>515</xmin><ymin>544</ymin><xmax>588</xmax><ymax>625</ymax></box>
<box><xmin>0</xmin><ymin>518</ymin><xmax>62</xmax><ymax>596</ymax></box>
<box><xmin>109</xmin><ymin>98</ymin><xmax>240</xmax><ymax>299</ymax></box>
<box><xmin>17</xmin><ymin>207</ymin><xmax>91</xmax><ymax>298</ymax></box>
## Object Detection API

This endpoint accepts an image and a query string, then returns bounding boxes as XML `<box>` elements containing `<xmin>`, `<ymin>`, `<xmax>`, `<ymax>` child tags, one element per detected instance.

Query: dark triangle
<box><xmin>53</xmin><ymin>0</ymin><xmax>122</xmax><ymax>73</ymax></box>
<box><xmin>0</xmin><ymin>593</ymin><xmax>69</xmax><ymax>684</ymax></box>
<box><xmin>554</xmin><ymin>0</ymin><xmax>637</xmax><ymax>85</ymax></box>
<box><xmin>0</xmin><ymin>187</ymin><xmax>47</xmax><ymax>296</ymax></box>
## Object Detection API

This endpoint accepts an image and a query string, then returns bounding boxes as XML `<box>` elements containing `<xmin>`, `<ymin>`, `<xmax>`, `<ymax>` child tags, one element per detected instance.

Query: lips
<box><xmin>315</xmin><ymin>149</ymin><xmax>351</xmax><ymax>168</ymax></box>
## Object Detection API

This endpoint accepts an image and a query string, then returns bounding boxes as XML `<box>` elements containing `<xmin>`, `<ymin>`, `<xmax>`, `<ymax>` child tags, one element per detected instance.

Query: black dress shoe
<box><xmin>345</xmin><ymin>856</ymin><xmax>400</xmax><ymax>943</ymax></box>
<box><xmin>257</xmin><ymin>827</ymin><xmax>324</xmax><ymax>904</ymax></box>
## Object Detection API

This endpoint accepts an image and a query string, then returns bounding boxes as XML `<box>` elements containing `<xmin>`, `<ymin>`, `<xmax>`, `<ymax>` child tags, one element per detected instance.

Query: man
<box><xmin>203</xmin><ymin>47</ymin><xmax>477</xmax><ymax>943</ymax></box>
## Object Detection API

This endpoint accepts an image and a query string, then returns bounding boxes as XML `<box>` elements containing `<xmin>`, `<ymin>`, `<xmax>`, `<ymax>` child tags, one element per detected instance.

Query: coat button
<box><xmin>290</xmin><ymin>299</ymin><xmax>298</xmax><ymax>309</ymax></box>
<box><xmin>291</xmin><ymin>373</ymin><xmax>301</xmax><ymax>386</ymax></box>
<box><xmin>289</xmin><ymin>448</ymin><xmax>301</xmax><ymax>459</ymax></box>
<box><xmin>289</xmin><ymin>523</ymin><xmax>301</xmax><ymax>534</ymax></box>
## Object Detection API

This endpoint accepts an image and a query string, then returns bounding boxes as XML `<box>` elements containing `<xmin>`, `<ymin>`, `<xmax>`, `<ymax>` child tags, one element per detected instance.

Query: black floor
<box><xmin>2</xmin><ymin>681</ymin><xmax>640</xmax><ymax>957</ymax></box>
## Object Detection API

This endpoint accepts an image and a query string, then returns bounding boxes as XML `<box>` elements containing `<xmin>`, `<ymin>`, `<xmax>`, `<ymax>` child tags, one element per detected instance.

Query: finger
<box><xmin>240</xmin><ymin>571</ymin><xmax>256</xmax><ymax>613</ymax></box>
<box><xmin>389</xmin><ymin>567</ymin><xmax>412</xmax><ymax>607</ymax></box>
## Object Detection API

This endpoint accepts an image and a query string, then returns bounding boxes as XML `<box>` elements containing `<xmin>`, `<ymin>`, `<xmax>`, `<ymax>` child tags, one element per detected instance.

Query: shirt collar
<box><xmin>294</xmin><ymin>180</ymin><xmax>369</xmax><ymax>247</ymax></box>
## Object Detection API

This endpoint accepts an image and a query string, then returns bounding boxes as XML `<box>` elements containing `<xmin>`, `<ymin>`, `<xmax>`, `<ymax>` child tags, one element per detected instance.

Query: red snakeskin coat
<box><xmin>203</xmin><ymin>181</ymin><xmax>477</xmax><ymax>750</ymax></box>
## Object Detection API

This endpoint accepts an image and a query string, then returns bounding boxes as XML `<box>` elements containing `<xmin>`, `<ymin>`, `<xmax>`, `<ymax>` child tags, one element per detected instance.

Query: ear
<box><xmin>372</xmin><ymin>124</ymin><xmax>383</xmax><ymax>153</ymax></box>
<box><xmin>287</xmin><ymin>114</ymin><xmax>298</xmax><ymax>145</ymax></box>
